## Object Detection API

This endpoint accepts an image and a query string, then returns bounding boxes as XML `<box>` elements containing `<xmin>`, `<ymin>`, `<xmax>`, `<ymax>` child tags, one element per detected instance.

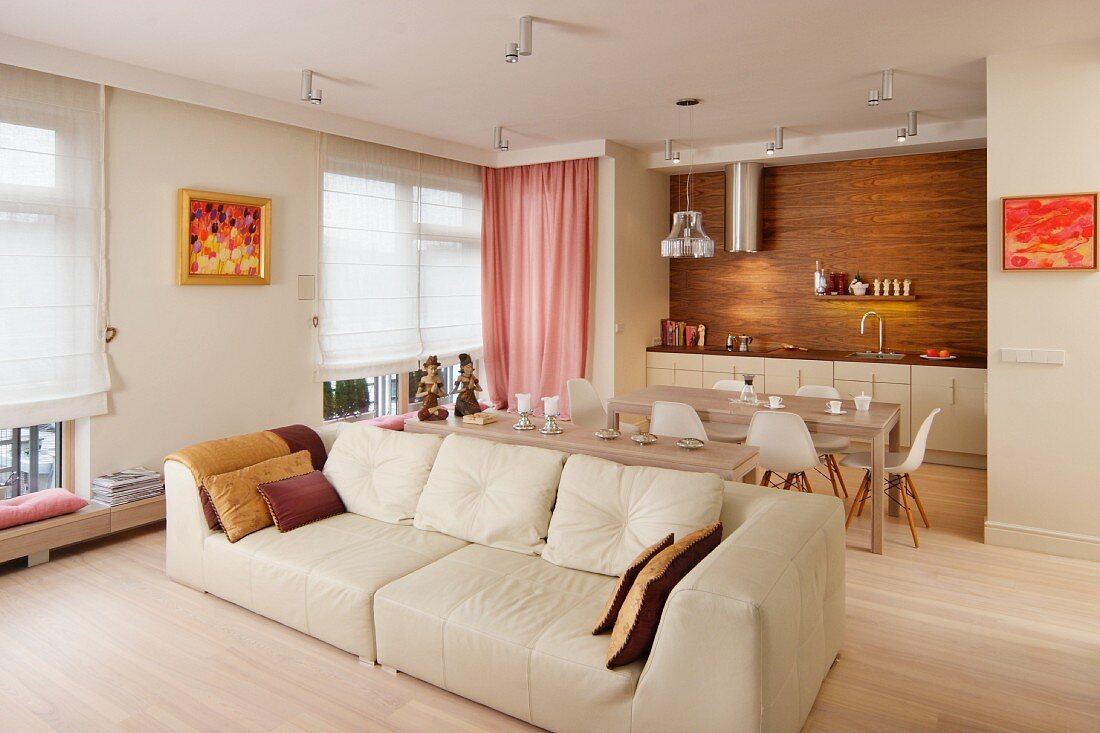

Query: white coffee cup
<box><xmin>827</xmin><ymin>400</ymin><xmax>843</xmax><ymax>414</ymax></box>
<box><xmin>768</xmin><ymin>395</ymin><xmax>784</xmax><ymax>409</ymax></box>
<box><xmin>854</xmin><ymin>393</ymin><xmax>872</xmax><ymax>412</ymax></box>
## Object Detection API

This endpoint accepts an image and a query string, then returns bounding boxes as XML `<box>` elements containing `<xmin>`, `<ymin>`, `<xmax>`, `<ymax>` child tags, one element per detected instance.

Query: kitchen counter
<box><xmin>646</xmin><ymin>344</ymin><xmax>987</xmax><ymax>369</ymax></box>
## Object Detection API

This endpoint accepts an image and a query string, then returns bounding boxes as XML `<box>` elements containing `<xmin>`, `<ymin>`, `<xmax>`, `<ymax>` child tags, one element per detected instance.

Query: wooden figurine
<box><xmin>892</xmin><ymin>278</ymin><xmax>901</xmax><ymax>297</ymax></box>
<box><xmin>416</xmin><ymin>355</ymin><xmax>449</xmax><ymax>421</ymax></box>
<box><xmin>873</xmin><ymin>278</ymin><xmax>881</xmax><ymax>296</ymax></box>
<box><xmin>903</xmin><ymin>279</ymin><xmax>912</xmax><ymax>297</ymax></box>
<box><xmin>453</xmin><ymin>353</ymin><xmax>482</xmax><ymax>417</ymax></box>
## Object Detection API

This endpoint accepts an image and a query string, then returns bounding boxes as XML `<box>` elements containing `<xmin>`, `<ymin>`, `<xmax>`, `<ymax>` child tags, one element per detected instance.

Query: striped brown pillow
<box><xmin>606</xmin><ymin>522</ymin><xmax>723</xmax><ymax>669</ymax></box>
<box><xmin>258</xmin><ymin>470</ymin><xmax>345</xmax><ymax>532</ymax></box>
<box><xmin>592</xmin><ymin>533</ymin><xmax>674</xmax><ymax>635</ymax></box>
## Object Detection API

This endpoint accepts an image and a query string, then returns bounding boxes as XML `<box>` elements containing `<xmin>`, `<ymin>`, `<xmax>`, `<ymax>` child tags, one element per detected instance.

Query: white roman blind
<box><xmin>0</xmin><ymin>64</ymin><xmax>108</xmax><ymax>428</ymax></box>
<box><xmin>317</xmin><ymin>134</ymin><xmax>482</xmax><ymax>380</ymax></box>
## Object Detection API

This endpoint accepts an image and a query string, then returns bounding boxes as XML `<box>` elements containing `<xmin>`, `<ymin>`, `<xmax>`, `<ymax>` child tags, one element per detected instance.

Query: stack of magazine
<box><xmin>91</xmin><ymin>467</ymin><xmax>164</xmax><ymax>506</ymax></box>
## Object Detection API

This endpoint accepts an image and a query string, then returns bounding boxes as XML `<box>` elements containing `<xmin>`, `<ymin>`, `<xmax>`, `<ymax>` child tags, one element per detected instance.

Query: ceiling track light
<box><xmin>664</xmin><ymin>139</ymin><xmax>680</xmax><ymax>164</ymax></box>
<box><xmin>505</xmin><ymin>16</ymin><xmax>533</xmax><ymax>63</ymax></box>
<box><xmin>867</xmin><ymin>68</ymin><xmax>894</xmax><ymax>107</ymax></box>
<box><xmin>300</xmin><ymin>69</ymin><xmax>322</xmax><ymax>105</ymax></box>
<box><xmin>898</xmin><ymin>110</ymin><xmax>918</xmax><ymax>143</ymax></box>
<box><xmin>493</xmin><ymin>126</ymin><xmax>509</xmax><ymax>151</ymax></box>
<box><xmin>765</xmin><ymin>126</ymin><xmax>784</xmax><ymax>156</ymax></box>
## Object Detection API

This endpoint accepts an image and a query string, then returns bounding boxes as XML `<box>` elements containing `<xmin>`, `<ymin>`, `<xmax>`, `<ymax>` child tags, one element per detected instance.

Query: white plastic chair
<box><xmin>705</xmin><ymin>380</ymin><xmax>750</xmax><ymax>443</ymax></box>
<box><xmin>795</xmin><ymin>385</ymin><xmax>850</xmax><ymax>498</ymax></box>
<box><xmin>649</xmin><ymin>401</ymin><xmax>708</xmax><ymax>442</ymax></box>
<box><xmin>567</xmin><ymin>378</ymin><xmax>637</xmax><ymax>434</ymax></box>
<box><xmin>841</xmin><ymin>408</ymin><xmax>941</xmax><ymax>548</ymax></box>
<box><xmin>745</xmin><ymin>411</ymin><xmax>821</xmax><ymax>492</ymax></box>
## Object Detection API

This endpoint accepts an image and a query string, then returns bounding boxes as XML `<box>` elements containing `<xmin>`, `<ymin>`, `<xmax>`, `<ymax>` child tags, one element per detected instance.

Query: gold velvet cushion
<box><xmin>592</xmin><ymin>533</ymin><xmax>674</xmax><ymax>635</ymax></box>
<box><xmin>605</xmin><ymin>522</ymin><xmax>723</xmax><ymax>669</ymax></box>
<box><xmin>204</xmin><ymin>450</ymin><xmax>314</xmax><ymax>543</ymax></box>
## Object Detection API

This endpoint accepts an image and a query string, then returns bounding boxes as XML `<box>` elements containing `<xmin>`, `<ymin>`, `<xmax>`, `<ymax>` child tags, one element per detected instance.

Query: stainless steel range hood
<box><xmin>724</xmin><ymin>162</ymin><xmax>763</xmax><ymax>253</ymax></box>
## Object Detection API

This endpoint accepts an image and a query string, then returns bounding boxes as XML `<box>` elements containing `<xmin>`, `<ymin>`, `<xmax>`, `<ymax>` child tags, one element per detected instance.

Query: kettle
<box><xmin>736</xmin><ymin>335</ymin><xmax>753</xmax><ymax>352</ymax></box>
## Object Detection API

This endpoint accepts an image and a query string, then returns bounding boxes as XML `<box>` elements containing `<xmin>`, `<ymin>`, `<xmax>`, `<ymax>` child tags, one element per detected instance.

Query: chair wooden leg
<box><xmin>801</xmin><ymin>471</ymin><xmax>813</xmax><ymax>493</ymax></box>
<box><xmin>760</xmin><ymin>470</ymin><xmax>772</xmax><ymax>488</ymax></box>
<box><xmin>821</xmin><ymin>455</ymin><xmax>840</xmax><ymax>497</ymax></box>
<box><xmin>830</xmin><ymin>454</ymin><xmax>849</xmax><ymax>498</ymax></box>
<box><xmin>782</xmin><ymin>474</ymin><xmax>795</xmax><ymax>490</ymax></box>
<box><xmin>906</xmin><ymin>474</ymin><xmax>931</xmax><ymax>528</ymax></box>
<box><xmin>845</xmin><ymin>473</ymin><xmax>870</xmax><ymax>530</ymax></box>
<box><xmin>898</xmin><ymin>477</ymin><xmax>920</xmax><ymax>548</ymax></box>
<box><xmin>856</xmin><ymin>470</ymin><xmax>872</xmax><ymax>517</ymax></box>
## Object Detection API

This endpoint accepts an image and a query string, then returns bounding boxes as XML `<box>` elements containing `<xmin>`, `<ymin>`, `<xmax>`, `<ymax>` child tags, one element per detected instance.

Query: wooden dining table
<box><xmin>606</xmin><ymin>385</ymin><xmax>902</xmax><ymax>555</ymax></box>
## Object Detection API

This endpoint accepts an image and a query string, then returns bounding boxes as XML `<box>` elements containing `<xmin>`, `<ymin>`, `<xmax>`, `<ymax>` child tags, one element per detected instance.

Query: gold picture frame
<box><xmin>178</xmin><ymin>188</ymin><xmax>271</xmax><ymax>285</ymax></box>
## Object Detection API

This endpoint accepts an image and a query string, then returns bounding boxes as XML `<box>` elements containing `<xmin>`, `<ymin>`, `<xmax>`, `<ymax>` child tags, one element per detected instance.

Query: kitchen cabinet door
<box><xmin>702</xmin><ymin>371</ymin><xmax>765</xmax><ymax>392</ymax></box>
<box><xmin>911</xmin><ymin>383</ymin><xmax>987</xmax><ymax>455</ymax></box>
<box><xmin>673</xmin><ymin>369</ymin><xmax>704</xmax><ymax>388</ymax></box>
<box><xmin>834</xmin><ymin>379</ymin><xmax>911</xmax><ymax>446</ymax></box>
<box><xmin>763</xmin><ymin>358</ymin><xmax>833</xmax><ymax>396</ymax></box>
<box><xmin>647</xmin><ymin>368</ymin><xmax>676</xmax><ymax>387</ymax></box>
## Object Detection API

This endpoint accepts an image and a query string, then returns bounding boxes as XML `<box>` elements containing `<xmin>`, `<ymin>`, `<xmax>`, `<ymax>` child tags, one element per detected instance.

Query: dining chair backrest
<box><xmin>795</xmin><ymin>384</ymin><xmax>841</xmax><ymax>399</ymax></box>
<box><xmin>711</xmin><ymin>379</ymin><xmax>746</xmax><ymax>392</ymax></box>
<box><xmin>649</xmin><ymin>401</ymin><xmax>709</xmax><ymax>441</ymax></box>
<box><xmin>746</xmin><ymin>411</ymin><xmax>819</xmax><ymax>474</ymax></box>
<box><xmin>567</xmin><ymin>378</ymin><xmax>607</xmax><ymax>429</ymax></box>
<box><xmin>892</xmin><ymin>408</ymin><xmax>941</xmax><ymax>474</ymax></box>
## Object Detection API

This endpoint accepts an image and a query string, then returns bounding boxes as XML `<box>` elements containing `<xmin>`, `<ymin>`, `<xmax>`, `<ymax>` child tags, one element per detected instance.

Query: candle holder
<box><xmin>513</xmin><ymin>410</ymin><xmax>536</xmax><ymax>431</ymax></box>
<box><xmin>539</xmin><ymin>413</ymin><xmax>563</xmax><ymax>435</ymax></box>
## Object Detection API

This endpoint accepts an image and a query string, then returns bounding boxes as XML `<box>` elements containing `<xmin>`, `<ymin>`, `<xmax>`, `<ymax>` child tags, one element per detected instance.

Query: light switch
<box><xmin>297</xmin><ymin>274</ymin><xmax>316</xmax><ymax>300</ymax></box>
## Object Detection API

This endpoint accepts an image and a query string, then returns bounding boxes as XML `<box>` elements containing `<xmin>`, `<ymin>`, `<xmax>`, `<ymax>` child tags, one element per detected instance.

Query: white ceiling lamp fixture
<box><xmin>662</xmin><ymin>98</ymin><xmax>714</xmax><ymax>259</ymax></box>
<box><xmin>867</xmin><ymin>68</ymin><xmax>894</xmax><ymax>107</ymax></box>
<box><xmin>664</xmin><ymin>139</ymin><xmax>681</xmax><ymax>164</ymax></box>
<box><xmin>897</xmin><ymin>110</ymin><xmax>918</xmax><ymax>143</ymax></box>
<box><xmin>493</xmin><ymin>125</ymin><xmax>509</xmax><ymax>151</ymax></box>
<box><xmin>505</xmin><ymin>16</ymin><xmax>534</xmax><ymax>63</ymax></box>
<box><xmin>300</xmin><ymin>69</ymin><xmax>322</xmax><ymax>105</ymax></box>
<box><xmin>765</xmin><ymin>126</ymin><xmax>784</xmax><ymax>156</ymax></box>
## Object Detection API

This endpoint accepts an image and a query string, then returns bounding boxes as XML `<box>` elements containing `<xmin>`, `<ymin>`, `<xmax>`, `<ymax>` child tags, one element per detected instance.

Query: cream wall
<box><xmin>586</xmin><ymin>146</ymin><xmax>668</xmax><ymax>402</ymax></box>
<box><xmin>89</xmin><ymin>89</ymin><xmax>321</xmax><ymax>478</ymax></box>
<box><xmin>985</xmin><ymin>42</ymin><xmax>1100</xmax><ymax>560</ymax></box>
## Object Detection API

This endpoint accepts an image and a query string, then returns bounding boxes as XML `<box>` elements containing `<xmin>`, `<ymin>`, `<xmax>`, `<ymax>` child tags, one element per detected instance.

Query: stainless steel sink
<box><xmin>847</xmin><ymin>351</ymin><xmax>906</xmax><ymax>360</ymax></box>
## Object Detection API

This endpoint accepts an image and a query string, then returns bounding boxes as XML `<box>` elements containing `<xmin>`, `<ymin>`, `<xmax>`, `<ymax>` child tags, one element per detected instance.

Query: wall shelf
<box><xmin>816</xmin><ymin>295</ymin><xmax>917</xmax><ymax>302</ymax></box>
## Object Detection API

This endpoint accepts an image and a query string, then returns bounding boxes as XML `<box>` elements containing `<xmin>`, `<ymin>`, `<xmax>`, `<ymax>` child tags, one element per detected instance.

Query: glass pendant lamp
<box><xmin>661</xmin><ymin>98</ymin><xmax>714</xmax><ymax>258</ymax></box>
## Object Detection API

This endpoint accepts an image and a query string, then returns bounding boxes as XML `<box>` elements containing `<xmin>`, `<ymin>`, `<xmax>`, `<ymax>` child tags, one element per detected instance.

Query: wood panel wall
<box><xmin>668</xmin><ymin>149</ymin><xmax>987</xmax><ymax>356</ymax></box>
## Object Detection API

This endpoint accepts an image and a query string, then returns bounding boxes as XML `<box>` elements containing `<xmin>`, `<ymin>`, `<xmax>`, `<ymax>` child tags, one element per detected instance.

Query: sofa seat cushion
<box><xmin>374</xmin><ymin>544</ymin><xmax>643</xmax><ymax>733</ymax></box>
<box><xmin>202</xmin><ymin>512</ymin><xmax>467</xmax><ymax>661</ymax></box>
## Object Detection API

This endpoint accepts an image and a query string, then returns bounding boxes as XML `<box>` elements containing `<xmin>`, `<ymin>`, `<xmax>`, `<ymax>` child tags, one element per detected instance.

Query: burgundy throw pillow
<box><xmin>199</xmin><ymin>486</ymin><xmax>221</xmax><ymax>531</ymax></box>
<box><xmin>592</xmin><ymin>533</ymin><xmax>674</xmax><ymax>635</ymax></box>
<box><xmin>257</xmin><ymin>470</ymin><xmax>345</xmax><ymax>532</ymax></box>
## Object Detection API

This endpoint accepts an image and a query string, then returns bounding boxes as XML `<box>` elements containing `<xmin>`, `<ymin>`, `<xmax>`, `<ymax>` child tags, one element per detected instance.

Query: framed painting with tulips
<box><xmin>178</xmin><ymin>189</ymin><xmax>271</xmax><ymax>285</ymax></box>
<box><xmin>1002</xmin><ymin>193</ymin><xmax>1097</xmax><ymax>271</ymax></box>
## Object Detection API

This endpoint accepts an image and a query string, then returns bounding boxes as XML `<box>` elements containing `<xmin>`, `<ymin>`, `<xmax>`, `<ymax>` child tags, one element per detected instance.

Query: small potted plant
<box><xmin>849</xmin><ymin>272</ymin><xmax>869</xmax><ymax>296</ymax></box>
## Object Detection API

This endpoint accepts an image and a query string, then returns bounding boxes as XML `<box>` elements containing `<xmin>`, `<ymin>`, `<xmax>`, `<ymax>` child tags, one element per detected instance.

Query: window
<box><xmin>0</xmin><ymin>422</ymin><xmax>62</xmax><ymax>499</ymax></box>
<box><xmin>316</xmin><ymin>134</ymin><xmax>482</xmax><ymax>384</ymax></box>
<box><xmin>322</xmin><ymin>362</ymin><xmax>462</xmax><ymax>422</ymax></box>
<box><xmin>0</xmin><ymin>64</ymin><xmax>108</xmax><ymax>428</ymax></box>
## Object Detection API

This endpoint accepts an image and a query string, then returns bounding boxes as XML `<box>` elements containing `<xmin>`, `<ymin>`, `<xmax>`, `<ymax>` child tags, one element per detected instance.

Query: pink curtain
<box><xmin>482</xmin><ymin>158</ymin><xmax>593</xmax><ymax>416</ymax></box>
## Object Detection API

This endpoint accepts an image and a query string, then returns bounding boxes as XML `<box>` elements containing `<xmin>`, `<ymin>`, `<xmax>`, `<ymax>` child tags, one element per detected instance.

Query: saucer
<box><xmin>764</xmin><ymin>403</ymin><xmax>785</xmax><ymax>410</ymax></box>
<box><xmin>824</xmin><ymin>409</ymin><xmax>848</xmax><ymax>415</ymax></box>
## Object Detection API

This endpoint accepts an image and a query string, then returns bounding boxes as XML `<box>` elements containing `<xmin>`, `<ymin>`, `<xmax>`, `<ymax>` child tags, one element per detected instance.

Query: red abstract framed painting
<box><xmin>1002</xmin><ymin>193</ymin><xmax>1097</xmax><ymax>271</ymax></box>
<box><xmin>178</xmin><ymin>189</ymin><xmax>271</xmax><ymax>285</ymax></box>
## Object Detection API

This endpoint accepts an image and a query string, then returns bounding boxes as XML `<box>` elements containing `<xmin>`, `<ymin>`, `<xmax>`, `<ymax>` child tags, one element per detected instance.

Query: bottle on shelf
<box><xmin>814</xmin><ymin>261</ymin><xmax>826</xmax><ymax>295</ymax></box>
<box><xmin>726</xmin><ymin>333</ymin><xmax>734</xmax><ymax>352</ymax></box>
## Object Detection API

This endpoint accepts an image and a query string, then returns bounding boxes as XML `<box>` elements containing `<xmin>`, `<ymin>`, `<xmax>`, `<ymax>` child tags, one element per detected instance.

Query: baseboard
<box><xmin>985</xmin><ymin>520</ymin><xmax>1100</xmax><ymax>562</ymax></box>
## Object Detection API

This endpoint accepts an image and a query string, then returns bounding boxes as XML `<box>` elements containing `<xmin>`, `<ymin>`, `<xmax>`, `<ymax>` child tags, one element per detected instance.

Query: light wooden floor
<box><xmin>1</xmin><ymin>465</ymin><xmax>1098</xmax><ymax>732</ymax></box>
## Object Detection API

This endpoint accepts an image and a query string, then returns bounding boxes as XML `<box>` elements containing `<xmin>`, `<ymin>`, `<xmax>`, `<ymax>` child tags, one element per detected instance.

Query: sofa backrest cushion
<box><xmin>413</xmin><ymin>434</ymin><xmax>567</xmax><ymax>554</ymax></box>
<box><xmin>542</xmin><ymin>454</ymin><xmax>725</xmax><ymax>576</ymax></box>
<box><xmin>323</xmin><ymin>423</ymin><xmax>443</xmax><ymax>525</ymax></box>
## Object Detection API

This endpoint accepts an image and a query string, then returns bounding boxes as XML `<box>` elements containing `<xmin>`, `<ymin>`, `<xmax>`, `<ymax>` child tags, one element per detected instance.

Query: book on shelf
<box><xmin>659</xmin><ymin>319</ymin><xmax>700</xmax><ymax>347</ymax></box>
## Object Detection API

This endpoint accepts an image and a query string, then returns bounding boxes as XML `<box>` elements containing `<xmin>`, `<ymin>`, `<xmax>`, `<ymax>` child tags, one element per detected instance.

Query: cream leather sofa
<box><xmin>165</xmin><ymin>424</ymin><xmax>844</xmax><ymax>733</ymax></box>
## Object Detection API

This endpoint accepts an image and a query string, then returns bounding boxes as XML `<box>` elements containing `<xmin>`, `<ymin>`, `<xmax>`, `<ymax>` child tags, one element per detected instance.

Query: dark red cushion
<box><xmin>268</xmin><ymin>424</ymin><xmax>328</xmax><ymax>470</ymax></box>
<box><xmin>257</xmin><ymin>470</ymin><xmax>345</xmax><ymax>532</ymax></box>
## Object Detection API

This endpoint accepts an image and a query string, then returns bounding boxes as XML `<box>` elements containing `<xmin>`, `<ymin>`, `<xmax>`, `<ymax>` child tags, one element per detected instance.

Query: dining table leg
<box><xmin>887</xmin><ymin>419</ymin><xmax>901</xmax><ymax>518</ymax></box>
<box><xmin>871</xmin><ymin>430</ymin><xmax>886</xmax><ymax>555</ymax></box>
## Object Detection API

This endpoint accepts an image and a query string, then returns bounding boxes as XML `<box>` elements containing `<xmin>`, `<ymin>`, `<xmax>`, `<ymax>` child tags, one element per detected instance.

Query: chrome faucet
<box><xmin>861</xmin><ymin>311</ymin><xmax>884</xmax><ymax>354</ymax></box>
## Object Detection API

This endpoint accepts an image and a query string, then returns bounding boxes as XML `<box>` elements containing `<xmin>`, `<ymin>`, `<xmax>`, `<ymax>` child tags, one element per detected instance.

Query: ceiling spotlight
<box><xmin>896</xmin><ymin>128</ymin><xmax>907</xmax><ymax>143</ymax></box>
<box><xmin>906</xmin><ymin>110</ymin><xmax>918</xmax><ymax>137</ymax></box>
<box><xmin>505</xmin><ymin>16</ymin><xmax>533</xmax><ymax>63</ymax></box>
<box><xmin>664</xmin><ymin>139</ymin><xmax>681</xmax><ymax>164</ymax></box>
<box><xmin>866</xmin><ymin>69</ymin><xmax>893</xmax><ymax>107</ymax></box>
<box><xmin>493</xmin><ymin>126</ymin><xmax>509</xmax><ymax>152</ymax></box>
<box><xmin>765</xmin><ymin>126</ymin><xmax>784</xmax><ymax>156</ymax></box>
<box><xmin>300</xmin><ymin>69</ymin><xmax>322</xmax><ymax>105</ymax></box>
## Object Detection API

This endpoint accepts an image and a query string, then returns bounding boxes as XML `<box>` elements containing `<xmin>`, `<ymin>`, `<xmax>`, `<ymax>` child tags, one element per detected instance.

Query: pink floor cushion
<box><xmin>0</xmin><ymin>488</ymin><xmax>88</xmax><ymax>530</ymax></box>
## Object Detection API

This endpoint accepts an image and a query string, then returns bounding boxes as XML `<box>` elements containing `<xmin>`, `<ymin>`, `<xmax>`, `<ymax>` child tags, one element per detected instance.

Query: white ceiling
<box><xmin>2</xmin><ymin>0</ymin><xmax>1100</xmax><ymax>157</ymax></box>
